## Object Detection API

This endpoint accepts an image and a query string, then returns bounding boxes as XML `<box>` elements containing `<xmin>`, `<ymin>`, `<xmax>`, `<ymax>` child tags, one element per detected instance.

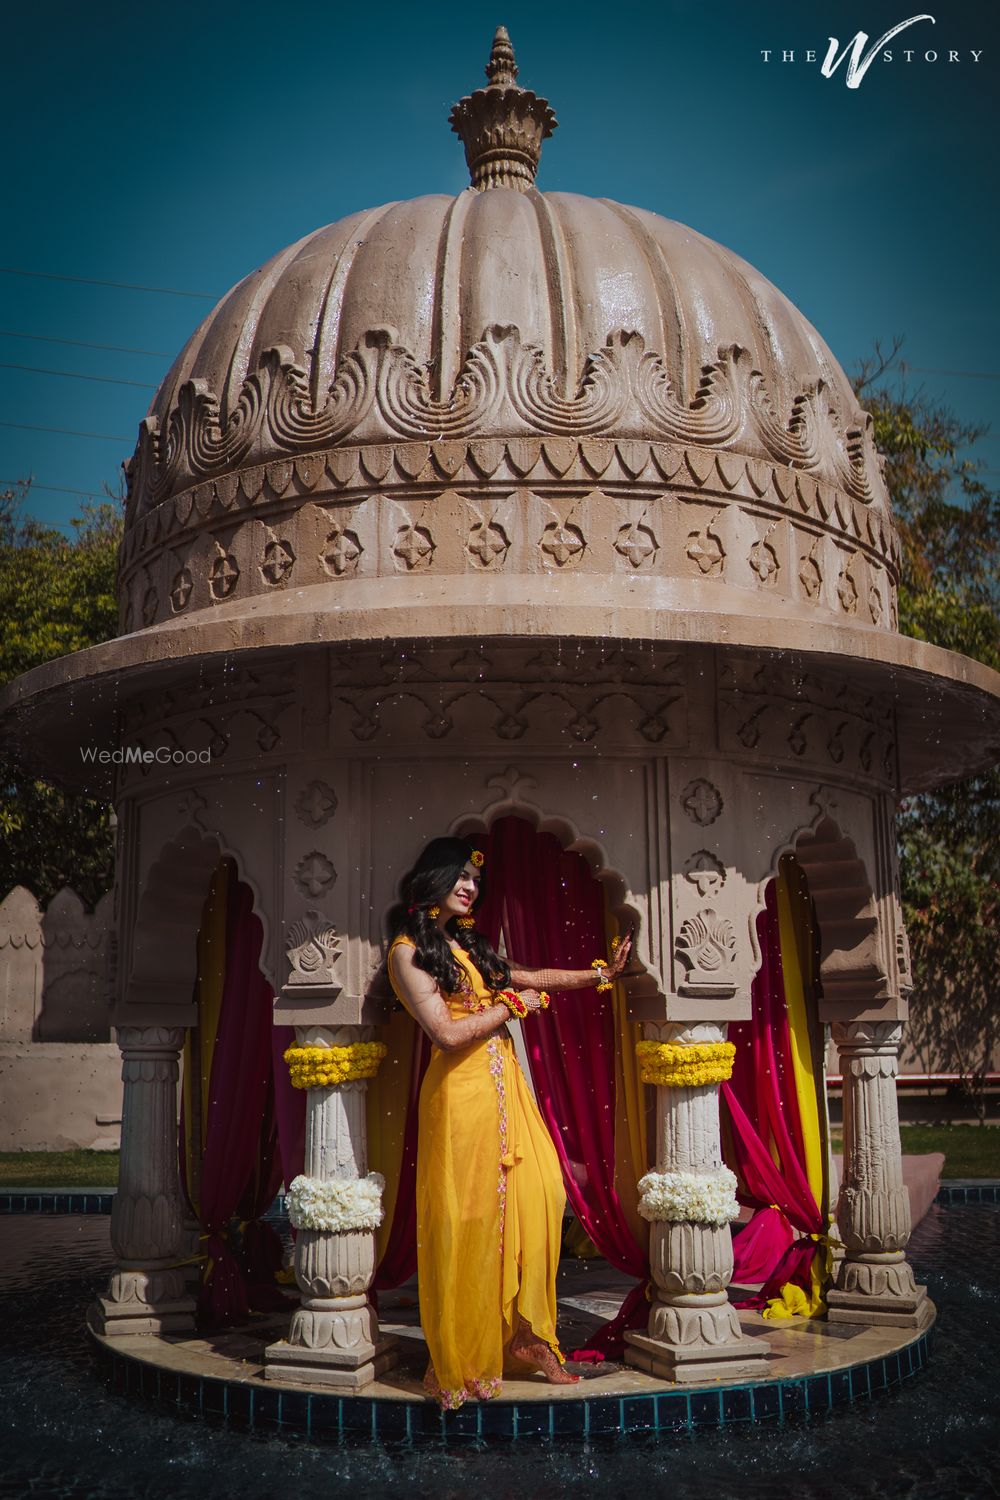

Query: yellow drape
<box><xmin>182</xmin><ymin>859</ymin><xmax>230</xmax><ymax>1216</ymax></box>
<box><xmin>763</xmin><ymin>856</ymin><xmax>830</xmax><ymax>1320</ymax></box>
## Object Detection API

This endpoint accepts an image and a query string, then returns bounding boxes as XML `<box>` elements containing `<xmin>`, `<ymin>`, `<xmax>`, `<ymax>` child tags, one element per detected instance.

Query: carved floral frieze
<box><xmin>125</xmin><ymin>328</ymin><xmax>889</xmax><ymax>517</ymax></box>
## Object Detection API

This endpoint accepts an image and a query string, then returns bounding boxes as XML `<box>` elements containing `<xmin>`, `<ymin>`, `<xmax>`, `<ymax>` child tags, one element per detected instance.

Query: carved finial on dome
<box><xmin>449</xmin><ymin>26</ymin><xmax>557</xmax><ymax>193</ymax></box>
<box><xmin>485</xmin><ymin>25</ymin><xmax>518</xmax><ymax>85</ymax></box>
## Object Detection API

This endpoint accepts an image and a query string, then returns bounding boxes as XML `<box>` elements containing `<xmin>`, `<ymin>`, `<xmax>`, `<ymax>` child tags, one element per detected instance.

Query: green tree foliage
<box><xmin>0</xmin><ymin>484</ymin><xmax>122</xmax><ymax>907</ymax></box>
<box><xmin>855</xmin><ymin>345</ymin><xmax>1000</xmax><ymax>1119</ymax></box>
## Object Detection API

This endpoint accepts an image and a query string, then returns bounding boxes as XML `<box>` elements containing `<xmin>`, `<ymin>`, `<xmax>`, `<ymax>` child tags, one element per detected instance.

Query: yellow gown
<box><xmin>387</xmin><ymin>937</ymin><xmax>566</xmax><ymax>1408</ymax></box>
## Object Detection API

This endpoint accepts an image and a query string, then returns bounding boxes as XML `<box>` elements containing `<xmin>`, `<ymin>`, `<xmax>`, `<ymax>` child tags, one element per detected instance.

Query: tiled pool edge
<box><xmin>86</xmin><ymin>1323</ymin><xmax>935</xmax><ymax>1442</ymax></box>
<box><xmin>4</xmin><ymin>1183</ymin><xmax>998</xmax><ymax>1215</ymax></box>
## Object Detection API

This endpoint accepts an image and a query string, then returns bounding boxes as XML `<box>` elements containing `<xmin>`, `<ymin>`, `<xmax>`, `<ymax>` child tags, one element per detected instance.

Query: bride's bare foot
<box><xmin>509</xmin><ymin>1327</ymin><xmax>581</xmax><ymax>1385</ymax></box>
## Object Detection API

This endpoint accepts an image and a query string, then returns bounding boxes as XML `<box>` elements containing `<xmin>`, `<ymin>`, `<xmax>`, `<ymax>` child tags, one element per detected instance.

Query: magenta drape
<box><xmin>477</xmin><ymin>817</ymin><xmax>648</xmax><ymax>1353</ymax></box>
<box><xmin>188</xmin><ymin>874</ymin><xmax>294</xmax><ymax>1327</ymax></box>
<box><xmin>723</xmin><ymin>883</ymin><xmax>824</xmax><ymax>1306</ymax></box>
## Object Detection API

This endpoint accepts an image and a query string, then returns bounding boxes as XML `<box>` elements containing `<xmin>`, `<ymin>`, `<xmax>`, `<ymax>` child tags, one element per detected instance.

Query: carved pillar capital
<box><xmin>831</xmin><ymin>1019</ymin><xmax>904</xmax><ymax>1054</ymax></box>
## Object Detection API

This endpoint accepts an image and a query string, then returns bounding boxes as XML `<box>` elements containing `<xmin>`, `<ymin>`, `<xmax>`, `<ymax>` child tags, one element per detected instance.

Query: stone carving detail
<box><xmin>799</xmin><ymin>551</ymin><xmax>822</xmax><ymax>599</ymax></box>
<box><xmin>393</xmin><ymin>524</ymin><xmax>434</xmax><ymax>571</ymax></box>
<box><xmin>467</xmin><ymin>520</ymin><xmax>509</xmax><ymax>568</ymax></box>
<box><xmin>809</xmin><ymin>783</ymin><xmax>840</xmax><ymax>823</ymax></box>
<box><xmin>295</xmin><ymin>780</ymin><xmax>338</xmax><ymax>828</ymax></box>
<box><xmin>788</xmin><ymin>713</ymin><xmax>811</xmax><ymax>756</ymax></box>
<box><xmin>719</xmin><ymin>657</ymin><xmax>895</xmax><ymax>784</ymax></box>
<box><xmin>170</xmin><ymin>567</ymin><xmax>193</xmax><ymax>612</ymax></box>
<box><xmin>128</xmin><ymin>331</ymin><xmax>888</xmax><ymax>515</ymax></box>
<box><xmin>838</xmin><ymin>563</ymin><xmax>859</xmax><ymax>614</ymax></box>
<box><xmin>209</xmin><ymin>550</ymin><xmax>239</xmax><ymax>599</ymax></box>
<box><xmin>680</xmin><ymin>778</ymin><xmax>723</xmax><ymax>827</ymax></box>
<box><xmin>686</xmin><ymin>526</ymin><xmax>725</xmax><ymax>575</ymax></box>
<box><xmin>868</xmin><ymin>583</ymin><xmax>883</xmax><ymax>624</ymax></box>
<box><xmin>675</xmin><ymin>909</ymin><xmax>737</xmax><ymax>977</ymax></box>
<box><xmin>256</xmin><ymin>719</ymin><xmax>281</xmax><ymax>752</ymax></box>
<box><xmin>176</xmin><ymin>788</ymin><xmax>209</xmax><ymax>829</ymax></box>
<box><xmin>827</xmin><ymin>722</ymin><xmax>847</xmax><ymax>764</ymax></box>
<box><xmin>294</xmin><ymin>851</ymin><xmax>337</xmax><ymax>900</ymax></box>
<box><xmin>615</xmin><ymin>521</ymin><xmax>658</xmax><ymax>568</ymax></box>
<box><xmin>541</xmin><ymin>521</ymin><xmax>585</xmax><ymax>566</ymax></box>
<box><xmin>737</xmin><ymin>706</ymin><xmax>766</xmax><ymax>749</ymax></box>
<box><xmin>322</xmin><ymin>526</ymin><xmax>363</xmax><ymax>577</ymax></box>
<box><xmin>683</xmin><ymin>850</ymin><xmax>726</xmax><ymax>898</ymax></box>
<box><xmin>749</xmin><ymin>539</ymin><xmax>779</xmax><ymax>585</ymax></box>
<box><xmin>285</xmin><ymin>910</ymin><xmax>341</xmax><ymax>989</ymax></box>
<box><xmin>141</xmin><ymin>586</ymin><xmax>159</xmax><ymax>626</ymax></box>
<box><xmin>261</xmin><ymin>537</ymin><xmax>295</xmax><ymax>585</ymax></box>
<box><xmin>568</xmin><ymin>712</ymin><xmax>599</xmax><ymax>743</ymax></box>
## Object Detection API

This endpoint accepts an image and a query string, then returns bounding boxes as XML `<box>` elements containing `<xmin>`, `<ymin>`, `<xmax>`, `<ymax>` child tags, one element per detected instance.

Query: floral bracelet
<box><xmin>495</xmin><ymin>988</ymin><xmax>529</xmax><ymax>1019</ymax></box>
<box><xmin>591</xmin><ymin>959</ymin><xmax>613</xmax><ymax>992</ymax></box>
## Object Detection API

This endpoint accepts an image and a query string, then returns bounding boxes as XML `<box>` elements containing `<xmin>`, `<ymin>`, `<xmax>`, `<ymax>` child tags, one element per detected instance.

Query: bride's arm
<box><xmin>389</xmin><ymin>944</ymin><xmax>511</xmax><ymax>1052</ymax></box>
<box><xmin>509</xmin><ymin>933</ymin><xmax>633</xmax><ymax>993</ymax></box>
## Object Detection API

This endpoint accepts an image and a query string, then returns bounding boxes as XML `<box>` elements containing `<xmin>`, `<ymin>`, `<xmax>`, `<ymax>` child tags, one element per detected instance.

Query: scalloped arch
<box><xmin>124</xmin><ymin>824</ymin><xmax>274</xmax><ymax>1014</ymax></box>
<box><xmin>449</xmin><ymin>799</ymin><xmax>641</xmax><ymax>956</ymax></box>
<box><xmin>748</xmin><ymin>805</ymin><xmax>890</xmax><ymax>1016</ymax></box>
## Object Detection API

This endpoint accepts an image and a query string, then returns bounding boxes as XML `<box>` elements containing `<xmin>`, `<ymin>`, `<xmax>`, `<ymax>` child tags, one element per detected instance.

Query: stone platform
<box><xmin>88</xmin><ymin>1260</ymin><xmax>935</xmax><ymax>1442</ymax></box>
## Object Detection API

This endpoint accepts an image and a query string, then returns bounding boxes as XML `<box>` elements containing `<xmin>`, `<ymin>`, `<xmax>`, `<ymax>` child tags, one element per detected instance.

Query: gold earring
<box><xmin>428</xmin><ymin>905</ymin><xmax>440</xmax><ymax>919</ymax></box>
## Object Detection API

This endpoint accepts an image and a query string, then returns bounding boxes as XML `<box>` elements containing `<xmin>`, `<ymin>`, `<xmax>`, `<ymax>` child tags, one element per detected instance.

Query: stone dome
<box><xmin>9</xmin><ymin>28</ymin><xmax>997</xmax><ymax>801</ymax></box>
<box><xmin>118</xmin><ymin>32</ymin><xmax>896</xmax><ymax>639</ymax></box>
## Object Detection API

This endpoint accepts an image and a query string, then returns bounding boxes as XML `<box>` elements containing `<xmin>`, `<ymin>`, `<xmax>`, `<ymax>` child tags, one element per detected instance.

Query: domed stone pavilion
<box><xmin>3</xmin><ymin>28</ymin><xmax>999</xmax><ymax>1411</ymax></box>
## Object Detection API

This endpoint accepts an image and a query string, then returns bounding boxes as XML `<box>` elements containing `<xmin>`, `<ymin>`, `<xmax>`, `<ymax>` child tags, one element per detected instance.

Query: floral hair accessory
<box><xmin>470</xmin><ymin>850</ymin><xmax>485</xmax><ymax>867</ymax></box>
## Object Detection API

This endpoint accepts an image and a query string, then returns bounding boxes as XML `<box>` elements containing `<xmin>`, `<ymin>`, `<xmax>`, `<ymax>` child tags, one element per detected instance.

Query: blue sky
<box><xmin>3</xmin><ymin>0</ymin><xmax>997</xmax><ymax>531</ymax></box>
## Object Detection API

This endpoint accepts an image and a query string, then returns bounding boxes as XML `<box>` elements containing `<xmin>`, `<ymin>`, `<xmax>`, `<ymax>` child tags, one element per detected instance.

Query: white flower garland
<box><xmin>637</xmin><ymin>1166</ymin><xmax>740</xmax><ymax>1226</ymax></box>
<box><xmin>286</xmin><ymin>1172</ymin><xmax>385</xmax><ymax>1233</ymax></box>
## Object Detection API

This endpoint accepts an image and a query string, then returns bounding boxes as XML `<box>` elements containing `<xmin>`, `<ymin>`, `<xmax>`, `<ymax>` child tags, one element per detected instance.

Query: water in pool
<box><xmin>0</xmin><ymin>1204</ymin><xmax>996</xmax><ymax>1499</ymax></box>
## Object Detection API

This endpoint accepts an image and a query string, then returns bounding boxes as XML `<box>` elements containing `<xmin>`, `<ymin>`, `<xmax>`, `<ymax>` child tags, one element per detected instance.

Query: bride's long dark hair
<box><xmin>387</xmin><ymin>835</ymin><xmax>510</xmax><ymax>995</ymax></box>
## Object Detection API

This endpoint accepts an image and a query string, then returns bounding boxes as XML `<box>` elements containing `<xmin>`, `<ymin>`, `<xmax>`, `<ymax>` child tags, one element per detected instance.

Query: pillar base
<box><xmin>624</xmin><ymin>1327</ymin><xmax>772</xmax><ymax>1384</ymax></box>
<box><xmin>827</xmin><ymin>1252</ymin><xmax>933</xmax><ymax>1330</ymax></box>
<box><xmin>87</xmin><ymin>1266</ymin><xmax>196</xmax><ymax>1337</ymax></box>
<box><xmin>827</xmin><ymin>1286</ymin><xmax>934</xmax><ymax>1330</ymax></box>
<box><xmin>263</xmin><ymin>1335</ymin><xmax>401</xmax><ymax>1389</ymax></box>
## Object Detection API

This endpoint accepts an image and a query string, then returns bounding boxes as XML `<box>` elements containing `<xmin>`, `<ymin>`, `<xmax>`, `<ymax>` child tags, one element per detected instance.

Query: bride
<box><xmin>386</xmin><ymin>834</ymin><xmax>631</xmax><ymax>1409</ymax></box>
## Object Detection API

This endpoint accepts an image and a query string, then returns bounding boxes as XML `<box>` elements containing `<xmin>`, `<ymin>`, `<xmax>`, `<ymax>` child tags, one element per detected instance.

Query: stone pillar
<box><xmin>89</xmin><ymin>1026</ymin><xmax>195</xmax><ymax>1336</ymax></box>
<box><xmin>265</xmin><ymin>1026</ymin><xmax>399</xmax><ymax>1388</ymax></box>
<box><xmin>827</xmin><ymin>1020</ymin><xmax>932</xmax><ymax>1329</ymax></box>
<box><xmin>624</xmin><ymin>1023</ymin><xmax>770</xmax><ymax>1382</ymax></box>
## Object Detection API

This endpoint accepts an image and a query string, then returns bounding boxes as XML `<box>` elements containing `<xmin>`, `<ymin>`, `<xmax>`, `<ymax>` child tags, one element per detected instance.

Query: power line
<box><xmin>902</xmin><ymin>365</ymin><xmax>1000</xmax><ymax>381</ymax></box>
<box><xmin>0</xmin><ymin>267</ymin><xmax>216</xmax><ymax>299</ymax></box>
<box><xmin>0</xmin><ymin>421</ymin><xmax>129</xmax><ymax>443</ymax></box>
<box><xmin>0</xmin><ymin>361</ymin><xmax>156</xmax><ymax>390</ymax></box>
<box><xmin>0</xmin><ymin>330</ymin><xmax>172</xmax><ymax>358</ymax></box>
<box><xmin>0</xmin><ymin>479</ymin><xmax>115</xmax><ymax>497</ymax></box>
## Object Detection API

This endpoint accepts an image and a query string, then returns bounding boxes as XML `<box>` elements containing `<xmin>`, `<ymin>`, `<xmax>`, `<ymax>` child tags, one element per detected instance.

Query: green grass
<box><xmin>2</xmin><ymin>1124</ymin><xmax>999</xmax><ymax>1190</ymax></box>
<box><xmin>830</xmin><ymin>1124</ymin><xmax>1000</xmax><ymax>1179</ymax></box>
<box><xmin>0</xmin><ymin>1150</ymin><xmax>120</xmax><ymax>1187</ymax></box>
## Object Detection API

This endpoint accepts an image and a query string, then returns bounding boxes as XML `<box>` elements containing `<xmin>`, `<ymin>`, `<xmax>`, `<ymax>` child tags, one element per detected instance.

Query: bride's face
<box><xmin>440</xmin><ymin>860</ymin><xmax>481</xmax><ymax>922</ymax></box>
